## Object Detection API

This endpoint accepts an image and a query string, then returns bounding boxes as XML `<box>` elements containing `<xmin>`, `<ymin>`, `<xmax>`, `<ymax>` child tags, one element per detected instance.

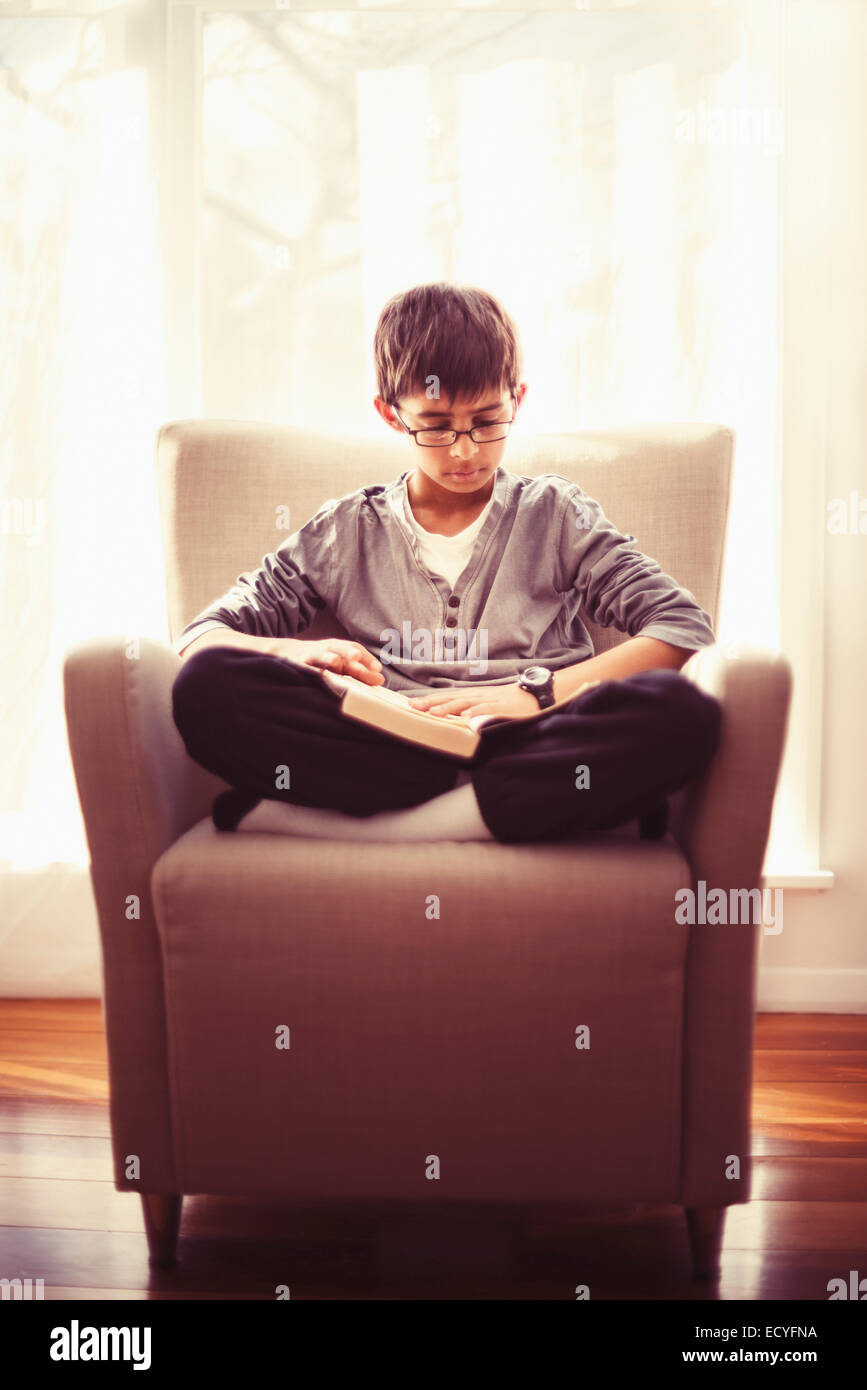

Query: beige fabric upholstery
<box><xmin>151</xmin><ymin>824</ymin><xmax>690</xmax><ymax>1199</ymax></box>
<box><xmin>64</xmin><ymin>420</ymin><xmax>791</xmax><ymax>1210</ymax></box>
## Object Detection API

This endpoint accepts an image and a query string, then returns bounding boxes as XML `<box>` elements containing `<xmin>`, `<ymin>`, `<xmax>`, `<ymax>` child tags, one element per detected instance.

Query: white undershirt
<box><xmin>405</xmin><ymin>491</ymin><xmax>495</xmax><ymax>589</ymax></box>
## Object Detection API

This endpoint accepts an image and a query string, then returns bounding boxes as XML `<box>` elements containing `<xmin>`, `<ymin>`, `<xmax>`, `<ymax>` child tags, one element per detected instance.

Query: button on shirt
<box><xmin>173</xmin><ymin>466</ymin><xmax>717</xmax><ymax>692</ymax></box>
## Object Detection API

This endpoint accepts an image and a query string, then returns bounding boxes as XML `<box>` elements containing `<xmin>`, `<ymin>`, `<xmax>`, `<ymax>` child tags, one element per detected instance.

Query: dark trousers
<box><xmin>171</xmin><ymin>647</ymin><xmax>722</xmax><ymax>845</ymax></box>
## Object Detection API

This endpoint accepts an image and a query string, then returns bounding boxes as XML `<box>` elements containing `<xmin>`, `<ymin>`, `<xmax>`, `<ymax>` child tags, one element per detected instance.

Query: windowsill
<box><xmin>760</xmin><ymin>869</ymin><xmax>835</xmax><ymax>890</ymax></box>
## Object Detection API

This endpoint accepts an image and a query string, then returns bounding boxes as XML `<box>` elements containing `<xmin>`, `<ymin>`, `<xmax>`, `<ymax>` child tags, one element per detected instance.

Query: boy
<box><xmin>171</xmin><ymin>282</ymin><xmax>722</xmax><ymax>844</ymax></box>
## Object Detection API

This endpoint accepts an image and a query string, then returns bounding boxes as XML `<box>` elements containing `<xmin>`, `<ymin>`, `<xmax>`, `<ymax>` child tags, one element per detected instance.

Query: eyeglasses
<box><xmin>390</xmin><ymin>395</ymin><xmax>517</xmax><ymax>447</ymax></box>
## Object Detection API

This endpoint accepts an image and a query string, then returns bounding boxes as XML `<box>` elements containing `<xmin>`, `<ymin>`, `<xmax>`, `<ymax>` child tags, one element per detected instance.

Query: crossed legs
<box><xmin>171</xmin><ymin>646</ymin><xmax>722</xmax><ymax>845</ymax></box>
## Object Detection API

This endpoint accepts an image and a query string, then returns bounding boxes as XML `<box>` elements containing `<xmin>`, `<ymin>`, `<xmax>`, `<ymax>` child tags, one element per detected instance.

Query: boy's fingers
<box><xmin>347</xmin><ymin>659</ymin><xmax>384</xmax><ymax>685</ymax></box>
<box><xmin>411</xmin><ymin>693</ymin><xmax>460</xmax><ymax>708</ymax></box>
<box><xmin>414</xmin><ymin>700</ymin><xmax>469</xmax><ymax>716</ymax></box>
<box><xmin>302</xmin><ymin>642</ymin><xmax>382</xmax><ymax>682</ymax></box>
<box><xmin>312</xmin><ymin>653</ymin><xmax>338</xmax><ymax>669</ymax></box>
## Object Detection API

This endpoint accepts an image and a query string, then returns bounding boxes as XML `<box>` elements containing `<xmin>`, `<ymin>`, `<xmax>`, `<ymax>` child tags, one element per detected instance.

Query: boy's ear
<box><xmin>514</xmin><ymin>381</ymin><xmax>528</xmax><ymax>410</ymax></box>
<box><xmin>373</xmin><ymin>397</ymin><xmax>402</xmax><ymax>432</ymax></box>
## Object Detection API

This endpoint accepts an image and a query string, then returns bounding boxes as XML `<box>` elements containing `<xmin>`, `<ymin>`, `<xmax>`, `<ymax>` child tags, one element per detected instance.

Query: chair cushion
<box><xmin>151</xmin><ymin>819</ymin><xmax>694</xmax><ymax>1202</ymax></box>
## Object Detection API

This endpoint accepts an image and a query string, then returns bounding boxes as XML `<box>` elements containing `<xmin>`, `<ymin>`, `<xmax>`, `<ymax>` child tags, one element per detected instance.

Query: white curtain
<box><xmin>1</xmin><ymin>0</ymin><xmax>782</xmax><ymax>991</ymax></box>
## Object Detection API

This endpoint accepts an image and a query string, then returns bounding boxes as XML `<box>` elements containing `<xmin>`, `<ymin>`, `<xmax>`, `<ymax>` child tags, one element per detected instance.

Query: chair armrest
<box><xmin>671</xmin><ymin>643</ymin><xmax>793</xmax><ymax>887</ymax></box>
<box><xmin>63</xmin><ymin>635</ymin><xmax>227</xmax><ymax>1191</ymax></box>
<box><xmin>669</xmin><ymin>643</ymin><xmax>793</xmax><ymax>1206</ymax></box>
<box><xmin>64</xmin><ymin>636</ymin><xmax>224</xmax><ymax>867</ymax></box>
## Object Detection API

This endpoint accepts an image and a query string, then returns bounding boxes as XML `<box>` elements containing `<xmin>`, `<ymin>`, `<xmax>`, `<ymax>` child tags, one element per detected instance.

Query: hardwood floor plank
<box><xmin>0</xmin><ymin>1225</ymin><xmax>375</xmax><ymax>1296</ymax></box>
<box><xmin>753</xmin><ymin>1051</ymin><xmax>867</xmax><ymax>1082</ymax></box>
<box><xmin>0</xmin><ymin>1098</ymin><xmax>110</xmax><ymax>1137</ymax></box>
<box><xmin>515</xmin><ymin>1245</ymin><xmax>866</xmax><ymax>1301</ymax></box>
<box><xmin>0</xmin><ymin>1030</ymin><xmax>109</xmax><ymax>1065</ymax></box>
<box><xmin>0</xmin><ymin>1132</ymin><xmax>113</xmax><ymax>1181</ymax></box>
<box><xmin>0</xmin><ymin>1065</ymin><xmax>109</xmax><ymax>1101</ymax></box>
<box><xmin>754</xmin><ymin>1016</ymin><xmax>867</xmax><ymax>1049</ymax></box>
<box><xmin>750</xmin><ymin>1156</ymin><xmax>867</xmax><ymax>1200</ymax></box>
<box><xmin>723</xmin><ymin>1201</ymin><xmax>867</xmax><ymax>1252</ymax></box>
<box><xmin>0</xmin><ymin>1001</ymin><xmax>103</xmax><ymax>1033</ymax></box>
<box><xmin>752</xmin><ymin>1134</ymin><xmax>867</xmax><ymax>1156</ymax></box>
<box><xmin>756</xmin><ymin>1125</ymin><xmax>867</xmax><ymax>1148</ymax></box>
<box><xmin>698</xmin><ymin>1251</ymin><xmax>866</xmax><ymax>1301</ymax></box>
<box><xmin>753</xmin><ymin>1081</ymin><xmax>867</xmax><ymax>1129</ymax></box>
<box><xmin>42</xmin><ymin>1287</ymin><xmax>272</xmax><ymax>1300</ymax></box>
<box><xmin>0</xmin><ymin>1177</ymin><xmax>145</xmax><ymax>1233</ymax></box>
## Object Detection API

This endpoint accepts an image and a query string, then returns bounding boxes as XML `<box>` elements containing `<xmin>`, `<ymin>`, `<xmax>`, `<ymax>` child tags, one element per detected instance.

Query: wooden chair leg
<box><xmin>685</xmin><ymin>1204</ymin><xmax>726</xmax><ymax>1280</ymax></box>
<box><xmin>141</xmin><ymin>1193</ymin><xmax>182</xmax><ymax>1266</ymax></box>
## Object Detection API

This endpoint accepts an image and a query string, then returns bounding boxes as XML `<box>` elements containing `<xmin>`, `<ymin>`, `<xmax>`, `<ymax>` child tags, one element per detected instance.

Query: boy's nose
<box><xmin>450</xmin><ymin>436</ymin><xmax>478</xmax><ymax>463</ymax></box>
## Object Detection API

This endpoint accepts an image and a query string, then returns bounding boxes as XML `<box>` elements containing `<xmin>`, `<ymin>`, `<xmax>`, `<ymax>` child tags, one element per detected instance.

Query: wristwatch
<box><xmin>517</xmin><ymin>665</ymin><xmax>557</xmax><ymax>709</ymax></box>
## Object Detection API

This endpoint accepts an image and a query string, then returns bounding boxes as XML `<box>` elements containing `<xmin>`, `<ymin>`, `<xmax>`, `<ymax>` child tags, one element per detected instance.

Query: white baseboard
<box><xmin>757</xmin><ymin>967</ymin><xmax>867</xmax><ymax>1012</ymax></box>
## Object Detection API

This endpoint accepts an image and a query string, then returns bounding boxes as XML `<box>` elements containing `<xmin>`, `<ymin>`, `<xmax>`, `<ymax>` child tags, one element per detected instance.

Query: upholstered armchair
<box><xmin>63</xmin><ymin>420</ymin><xmax>791</xmax><ymax>1280</ymax></box>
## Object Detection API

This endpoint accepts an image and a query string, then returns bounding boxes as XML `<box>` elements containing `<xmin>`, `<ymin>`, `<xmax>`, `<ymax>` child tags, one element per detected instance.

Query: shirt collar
<box><xmin>389</xmin><ymin>465</ymin><xmax>509</xmax><ymax>542</ymax></box>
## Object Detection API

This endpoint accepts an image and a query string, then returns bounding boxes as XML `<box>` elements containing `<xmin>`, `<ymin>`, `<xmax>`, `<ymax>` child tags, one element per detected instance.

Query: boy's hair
<box><xmin>373</xmin><ymin>282</ymin><xmax>523</xmax><ymax>407</ymax></box>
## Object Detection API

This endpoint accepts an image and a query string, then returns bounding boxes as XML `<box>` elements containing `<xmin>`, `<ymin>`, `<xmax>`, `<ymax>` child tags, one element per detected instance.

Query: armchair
<box><xmin>63</xmin><ymin>419</ymin><xmax>791</xmax><ymax>1281</ymax></box>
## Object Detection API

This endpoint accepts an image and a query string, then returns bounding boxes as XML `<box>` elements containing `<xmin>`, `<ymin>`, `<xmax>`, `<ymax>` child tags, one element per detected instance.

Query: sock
<box><xmin>212</xmin><ymin>787</ymin><xmax>262</xmax><ymax>831</ymax></box>
<box><xmin>638</xmin><ymin>800</ymin><xmax>669</xmax><ymax>840</ymax></box>
<box><xmin>234</xmin><ymin>781</ymin><xmax>494</xmax><ymax>842</ymax></box>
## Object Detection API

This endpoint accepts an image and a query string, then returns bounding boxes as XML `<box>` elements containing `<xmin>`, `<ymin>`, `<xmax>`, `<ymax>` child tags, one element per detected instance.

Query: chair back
<box><xmin>157</xmin><ymin>419</ymin><xmax>733</xmax><ymax>655</ymax></box>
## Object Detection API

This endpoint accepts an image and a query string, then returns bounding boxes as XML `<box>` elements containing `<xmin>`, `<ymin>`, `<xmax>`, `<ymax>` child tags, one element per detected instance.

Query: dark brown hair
<box><xmin>373</xmin><ymin>282</ymin><xmax>523</xmax><ymax>406</ymax></box>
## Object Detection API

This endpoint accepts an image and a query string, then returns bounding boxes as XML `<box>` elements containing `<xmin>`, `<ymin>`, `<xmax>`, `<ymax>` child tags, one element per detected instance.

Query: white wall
<box><xmin>757</xmin><ymin>0</ymin><xmax>867</xmax><ymax>1010</ymax></box>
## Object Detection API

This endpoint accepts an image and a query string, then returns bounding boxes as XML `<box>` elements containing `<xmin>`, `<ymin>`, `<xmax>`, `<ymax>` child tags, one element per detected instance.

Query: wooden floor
<box><xmin>1</xmin><ymin>1002</ymin><xmax>866</xmax><ymax>1300</ymax></box>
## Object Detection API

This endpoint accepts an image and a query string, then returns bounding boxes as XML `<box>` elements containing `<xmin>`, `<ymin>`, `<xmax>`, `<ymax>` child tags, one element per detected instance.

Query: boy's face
<box><xmin>375</xmin><ymin>382</ymin><xmax>527</xmax><ymax>498</ymax></box>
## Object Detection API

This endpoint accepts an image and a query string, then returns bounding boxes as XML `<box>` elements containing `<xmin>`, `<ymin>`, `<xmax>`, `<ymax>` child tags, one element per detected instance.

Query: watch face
<box><xmin>522</xmin><ymin>666</ymin><xmax>550</xmax><ymax>687</ymax></box>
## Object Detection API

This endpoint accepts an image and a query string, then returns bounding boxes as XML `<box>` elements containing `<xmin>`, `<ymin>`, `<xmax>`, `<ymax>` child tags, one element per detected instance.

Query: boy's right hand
<box><xmin>267</xmin><ymin>637</ymin><xmax>385</xmax><ymax>686</ymax></box>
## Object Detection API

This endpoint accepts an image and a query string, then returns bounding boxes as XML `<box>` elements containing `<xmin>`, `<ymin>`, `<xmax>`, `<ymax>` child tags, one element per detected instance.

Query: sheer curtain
<box><xmin>1</xmin><ymin>10</ymin><xmax>170</xmax><ymax>989</ymax></box>
<box><xmin>200</xmin><ymin>0</ymin><xmax>780</xmax><ymax>648</ymax></box>
<box><xmin>1</xmin><ymin>0</ymin><xmax>783</xmax><ymax>991</ymax></box>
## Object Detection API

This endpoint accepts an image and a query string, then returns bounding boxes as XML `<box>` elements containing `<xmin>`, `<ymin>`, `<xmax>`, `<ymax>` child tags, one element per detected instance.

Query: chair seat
<box><xmin>148</xmin><ymin>819</ymin><xmax>695</xmax><ymax>1202</ymax></box>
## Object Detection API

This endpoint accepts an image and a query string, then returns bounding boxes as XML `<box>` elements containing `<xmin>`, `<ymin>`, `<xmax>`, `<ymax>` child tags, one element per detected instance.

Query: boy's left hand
<box><xmin>407</xmin><ymin>681</ymin><xmax>541</xmax><ymax>721</ymax></box>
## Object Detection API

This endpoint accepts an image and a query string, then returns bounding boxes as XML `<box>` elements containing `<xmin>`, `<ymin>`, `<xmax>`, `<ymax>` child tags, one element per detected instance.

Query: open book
<box><xmin>318</xmin><ymin>668</ymin><xmax>601</xmax><ymax>760</ymax></box>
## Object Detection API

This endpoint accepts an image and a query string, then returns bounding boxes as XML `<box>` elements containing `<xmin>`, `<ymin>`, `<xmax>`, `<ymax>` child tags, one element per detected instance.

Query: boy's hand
<box><xmin>408</xmin><ymin>681</ymin><xmax>540</xmax><ymax>720</ymax></box>
<box><xmin>268</xmin><ymin>637</ymin><xmax>385</xmax><ymax>686</ymax></box>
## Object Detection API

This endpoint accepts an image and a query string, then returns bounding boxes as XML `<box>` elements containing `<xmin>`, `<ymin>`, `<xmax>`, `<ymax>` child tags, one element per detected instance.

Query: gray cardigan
<box><xmin>174</xmin><ymin>466</ymin><xmax>716</xmax><ymax>692</ymax></box>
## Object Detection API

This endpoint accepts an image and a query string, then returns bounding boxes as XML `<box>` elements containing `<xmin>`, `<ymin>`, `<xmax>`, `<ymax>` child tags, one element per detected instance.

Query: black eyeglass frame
<box><xmin>389</xmin><ymin>394</ymin><xmax>518</xmax><ymax>447</ymax></box>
